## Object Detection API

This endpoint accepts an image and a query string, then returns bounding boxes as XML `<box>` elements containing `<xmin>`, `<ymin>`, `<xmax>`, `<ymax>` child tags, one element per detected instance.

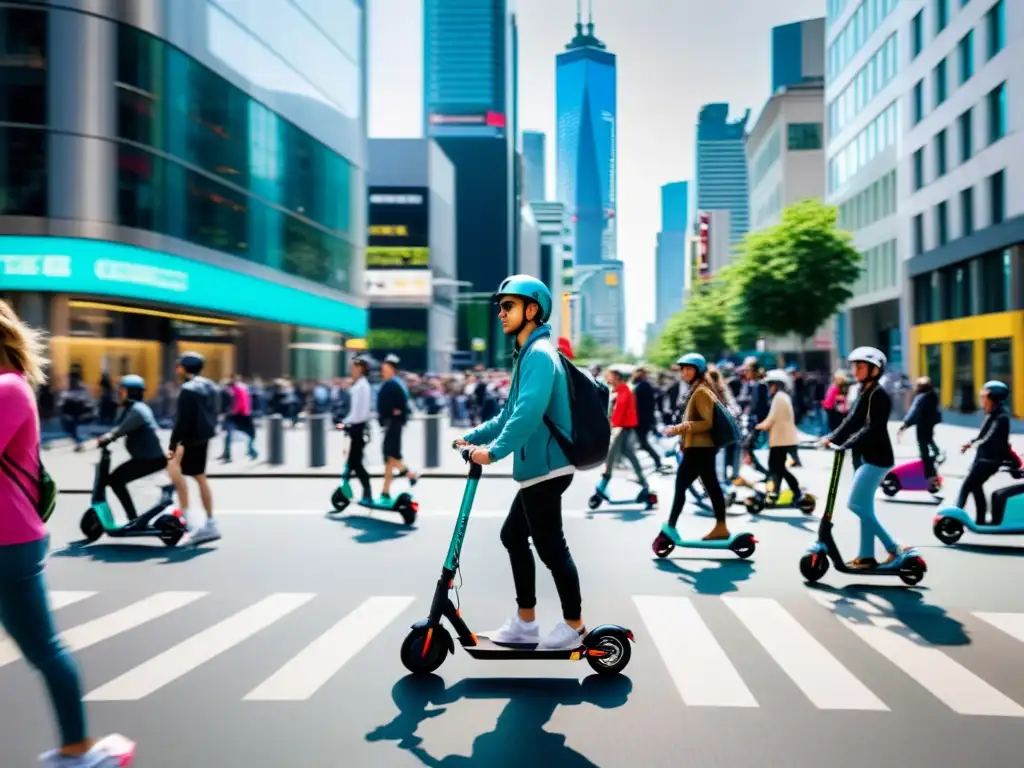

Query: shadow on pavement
<box><xmin>367</xmin><ymin>674</ymin><xmax>631</xmax><ymax>766</ymax></box>
<box><xmin>49</xmin><ymin>540</ymin><xmax>214</xmax><ymax>564</ymax></box>
<box><xmin>880</xmin><ymin>497</ymin><xmax>944</xmax><ymax>507</ymax></box>
<box><xmin>807</xmin><ymin>583</ymin><xmax>969</xmax><ymax>646</ymax></box>
<box><xmin>950</xmin><ymin>542</ymin><xmax>1024</xmax><ymax>557</ymax></box>
<box><xmin>584</xmin><ymin>508</ymin><xmax>654</xmax><ymax>523</ymax></box>
<box><xmin>653</xmin><ymin>558</ymin><xmax>755</xmax><ymax>595</ymax></box>
<box><xmin>743</xmin><ymin>510</ymin><xmax>817</xmax><ymax>532</ymax></box>
<box><xmin>326</xmin><ymin>512</ymin><xmax>415</xmax><ymax>543</ymax></box>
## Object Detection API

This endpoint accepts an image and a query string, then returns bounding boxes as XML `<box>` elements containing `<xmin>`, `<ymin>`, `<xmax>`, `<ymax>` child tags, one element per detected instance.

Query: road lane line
<box><xmin>84</xmin><ymin>593</ymin><xmax>314</xmax><ymax>701</ymax></box>
<box><xmin>633</xmin><ymin>595</ymin><xmax>758</xmax><ymax>707</ymax></box>
<box><xmin>973</xmin><ymin>612</ymin><xmax>1024</xmax><ymax>644</ymax></box>
<box><xmin>244</xmin><ymin>596</ymin><xmax>415</xmax><ymax>701</ymax></box>
<box><xmin>723</xmin><ymin>596</ymin><xmax>888</xmax><ymax>711</ymax></box>
<box><xmin>809</xmin><ymin>592</ymin><xmax>1024</xmax><ymax>717</ymax></box>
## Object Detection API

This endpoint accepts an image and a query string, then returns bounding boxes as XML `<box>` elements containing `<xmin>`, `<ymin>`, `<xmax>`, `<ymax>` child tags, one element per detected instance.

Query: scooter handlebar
<box><xmin>453</xmin><ymin>442</ymin><xmax>483</xmax><ymax>477</ymax></box>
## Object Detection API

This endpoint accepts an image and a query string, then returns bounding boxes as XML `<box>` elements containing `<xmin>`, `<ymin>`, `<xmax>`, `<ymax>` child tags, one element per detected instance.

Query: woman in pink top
<box><xmin>0</xmin><ymin>301</ymin><xmax>135</xmax><ymax>767</ymax></box>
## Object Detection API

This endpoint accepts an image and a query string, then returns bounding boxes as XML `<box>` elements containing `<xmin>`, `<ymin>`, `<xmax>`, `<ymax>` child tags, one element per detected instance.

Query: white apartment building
<box><xmin>825</xmin><ymin>0</ymin><xmax>904</xmax><ymax>365</ymax></box>
<box><xmin>896</xmin><ymin>0</ymin><xmax>1023</xmax><ymax>421</ymax></box>
<box><xmin>746</xmin><ymin>82</ymin><xmax>834</xmax><ymax>363</ymax></box>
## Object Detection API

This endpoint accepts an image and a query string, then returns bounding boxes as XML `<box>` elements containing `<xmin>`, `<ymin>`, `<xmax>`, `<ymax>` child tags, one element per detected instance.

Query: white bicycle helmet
<box><xmin>764</xmin><ymin>369</ymin><xmax>791</xmax><ymax>389</ymax></box>
<box><xmin>847</xmin><ymin>346</ymin><xmax>886</xmax><ymax>376</ymax></box>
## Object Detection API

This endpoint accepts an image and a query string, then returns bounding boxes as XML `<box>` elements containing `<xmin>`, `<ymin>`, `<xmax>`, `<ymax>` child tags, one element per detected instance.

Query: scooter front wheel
<box><xmin>933</xmin><ymin>517</ymin><xmax>964</xmax><ymax>545</ymax></box>
<box><xmin>798</xmin><ymin>494</ymin><xmax>817</xmax><ymax>514</ymax></box>
<box><xmin>899</xmin><ymin>557</ymin><xmax>927</xmax><ymax>585</ymax></box>
<box><xmin>880</xmin><ymin>474</ymin><xmax>900</xmax><ymax>497</ymax></box>
<box><xmin>157</xmin><ymin>516</ymin><xmax>187</xmax><ymax>547</ymax></box>
<box><xmin>729</xmin><ymin>534</ymin><xmax>756</xmax><ymax>559</ymax></box>
<box><xmin>587</xmin><ymin>494</ymin><xmax>602</xmax><ymax>511</ymax></box>
<box><xmin>396</xmin><ymin>500</ymin><xmax>417</xmax><ymax>526</ymax></box>
<box><xmin>400</xmin><ymin>625</ymin><xmax>450</xmax><ymax>674</ymax></box>
<box><xmin>330</xmin><ymin>487</ymin><xmax>351</xmax><ymax>512</ymax></box>
<box><xmin>799</xmin><ymin>552</ymin><xmax>829</xmax><ymax>582</ymax></box>
<box><xmin>80</xmin><ymin>509</ymin><xmax>103</xmax><ymax>542</ymax></box>
<box><xmin>585</xmin><ymin>630</ymin><xmax>632</xmax><ymax>675</ymax></box>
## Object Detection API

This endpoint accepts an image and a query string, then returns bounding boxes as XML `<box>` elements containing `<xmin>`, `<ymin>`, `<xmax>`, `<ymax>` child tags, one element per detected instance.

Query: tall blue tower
<box><xmin>555</xmin><ymin>0</ymin><xmax>617</xmax><ymax>267</ymax></box>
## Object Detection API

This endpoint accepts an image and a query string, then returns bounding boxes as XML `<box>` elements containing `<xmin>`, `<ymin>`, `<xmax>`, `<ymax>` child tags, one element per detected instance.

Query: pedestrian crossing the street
<box><xmin>2</xmin><ymin>589</ymin><xmax>1024</xmax><ymax>716</ymax></box>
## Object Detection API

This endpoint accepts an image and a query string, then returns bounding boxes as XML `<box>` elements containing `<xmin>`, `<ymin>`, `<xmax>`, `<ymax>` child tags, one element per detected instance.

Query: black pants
<box><xmin>108</xmin><ymin>456</ymin><xmax>168</xmax><ymax>520</ymax></box>
<box><xmin>668</xmin><ymin>447</ymin><xmax>726</xmax><ymax>526</ymax></box>
<box><xmin>500</xmin><ymin>474</ymin><xmax>581</xmax><ymax>621</ymax></box>
<box><xmin>956</xmin><ymin>459</ymin><xmax>1000</xmax><ymax>524</ymax></box>
<box><xmin>767</xmin><ymin>447</ymin><xmax>800</xmax><ymax>497</ymax></box>
<box><xmin>634</xmin><ymin>426</ymin><xmax>661</xmax><ymax>468</ymax></box>
<box><xmin>917</xmin><ymin>435</ymin><xmax>938</xmax><ymax>480</ymax></box>
<box><xmin>344</xmin><ymin>423</ymin><xmax>372</xmax><ymax>499</ymax></box>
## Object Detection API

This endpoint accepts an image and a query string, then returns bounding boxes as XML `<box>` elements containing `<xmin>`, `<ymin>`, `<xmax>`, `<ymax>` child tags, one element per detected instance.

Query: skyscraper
<box><xmin>523</xmin><ymin>131</ymin><xmax>546</xmax><ymax>202</ymax></box>
<box><xmin>695</xmin><ymin>103</ymin><xmax>751</xmax><ymax>249</ymax></box>
<box><xmin>771</xmin><ymin>18</ymin><xmax>826</xmax><ymax>93</ymax></box>
<box><xmin>556</xmin><ymin>0</ymin><xmax>617</xmax><ymax>267</ymax></box>
<box><xmin>655</xmin><ymin>181</ymin><xmax>690</xmax><ymax>329</ymax></box>
<box><xmin>423</xmin><ymin>0</ymin><xmax>516</xmax><ymax>364</ymax></box>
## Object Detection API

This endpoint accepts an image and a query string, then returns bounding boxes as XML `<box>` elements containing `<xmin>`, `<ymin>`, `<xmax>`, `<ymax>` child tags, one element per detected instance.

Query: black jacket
<box><xmin>377</xmin><ymin>378</ymin><xmax>409</xmax><ymax>427</ymax></box>
<box><xmin>827</xmin><ymin>383</ymin><xmax>895</xmax><ymax>468</ymax></box>
<box><xmin>170</xmin><ymin>376</ymin><xmax>218</xmax><ymax>450</ymax></box>
<box><xmin>902</xmin><ymin>389</ymin><xmax>941</xmax><ymax>439</ymax></box>
<box><xmin>633</xmin><ymin>378</ymin><xmax>657</xmax><ymax>432</ymax></box>
<box><xmin>972</xmin><ymin>404</ymin><xmax>1012</xmax><ymax>464</ymax></box>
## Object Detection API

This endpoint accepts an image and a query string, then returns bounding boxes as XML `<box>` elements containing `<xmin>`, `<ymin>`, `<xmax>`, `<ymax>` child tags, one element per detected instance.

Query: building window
<box><xmin>787</xmin><ymin>123</ymin><xmax>823</xmax><ymax>151</ymax></box>
<box><xmin>0</xmin><ymin>6</ymin><xmax>47</xmax><ymax>126</ymax></box>
<box><xmin>954</xmin><ymin>341</ymin><xmax>976</xmax><ymax>412</ymax></box>
<box><xmin>913</xmin><ymin>213</ymin><xmax>925</xmax><ymax>255</ymax></box>
<box><xmin>913</xmin><ymin>148</ymin><xmax>925</xmax><ymax>190</ymax></box>
<box><xmin>958</xmin><ymin>30</ymin><xmax>974</xmax><ymax>84</ymax></box>
<box><xmin>986</xmin><ymin>339</ymin><xmax>1014</xmax><ymax>414</ymax></box>
<box><xmin>923</xmin><ymin>345</ymin><xmax>943</xmax><ymax>400</ymax></box>
<box><xmin>961</xmin><ymin>186</ymin><xmax>974</xmax><ymax>236</ymax></box>
<box><xmin>980</xmin><ymin>250</ymin><xmax>1012</xmax><ymax>314</ymax></box>
<box><xmin>912</xmin><ymin>80</ymin><xmax>924</xmax><ymax>124</ymax></box>
<box><xmin>958</xmin><ymin>108</ymin><xmax>973</xmax><ymax>162</ymax></box>
<box><xmin>989</xmin><ymin>169</ymin><xmax>1005</xmax><ymax>224</ymax></box>
<box><xmin>987</xmin><ymin>82</ymin><xmax>1007</xmax><ymax>143</ymax></box>
<box><xmin>0</xmin><ymin>127</ymin><xmax>47</xmax><ymax>217</ymax></box>
<box><xmin>911</xmin><ymin>11</ymin><xmax>924</xmax><ymax>57</ymax></box>
<box><xmin>936</xmin><ymin>201</ymin><xmax>949</xmax><ymax>246</ymax></box>
<box><xmin>934</xmin><ymin>130</ymin><xmax>947</xmax><ymax>177</ymax></box>
<box><xmin>935</xmin><ymin>0</ymin><xmax>950</xmax><ymax>34</ymax></box>
<box><xmin>933</xmin><ymin>59</ymin><xmax>948</xmax><ymax>107</ymax></box>
<box><xmin>987</xmin><ymin>0</ymin><xmax>1005</xmax><ymax>59</ymax></box>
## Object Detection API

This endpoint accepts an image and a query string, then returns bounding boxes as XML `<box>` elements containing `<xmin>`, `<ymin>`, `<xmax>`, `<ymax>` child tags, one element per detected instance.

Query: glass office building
<box><xmin>695</xmin><ymin>104</ymin><xmax>750</xmax><ymax>249</ymax></box>
<box><xmin>0</xmin><ymin>0</ymin><xmax>367</xmax><ymax>392</ymax></box>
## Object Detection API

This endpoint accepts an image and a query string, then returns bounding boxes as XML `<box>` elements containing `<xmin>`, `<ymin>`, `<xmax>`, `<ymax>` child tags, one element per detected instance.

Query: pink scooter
<box><xmin>880</xmin><ymin>457</ymin><xmax>943</xmax><ymax>498</ymax></box>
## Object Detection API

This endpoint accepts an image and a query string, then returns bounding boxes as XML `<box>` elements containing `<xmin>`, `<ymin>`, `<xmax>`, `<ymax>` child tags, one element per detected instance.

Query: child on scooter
<box><xmin>897</xmin><ymin>376</ymin><xmax>943</xmax><ymax>492</ymax></box>
<box><xmin>957</xmin><ymin>381</ymin><xmax>1013</xmax><ymax>524</ymax></box>
<box><xmin>597</xmin><ymin>365</ymin><xmax>649</xmax><ymax>497</ymax></box>
<box><xmin>755</xmin><ymin>369</ymin><xmax>803</xmax><ymax>503</ymax></box>
<box><xmin>823</xmin><ymin>347</ymin><xmax>909</xmax><ymax>568</ymax></box>
<box><xmin>97</xmin><ymin>375</ymin><xmax>168</xmax><ymax>522</ymax></box>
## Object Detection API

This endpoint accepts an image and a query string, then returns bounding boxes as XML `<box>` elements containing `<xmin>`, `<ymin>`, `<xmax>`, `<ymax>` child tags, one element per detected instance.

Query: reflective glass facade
<box><xmin>827</xmin><ymin>0</ymin><xmax>901</xmax><ymax>81</ymax></box>
<box><xmin>695</xmin><ymin>104</ymin><xmax>750</xmax><ymax>247</ymax></box>
<box><xmin>556</xmin><ymin>45</ymin><xmax>617</xmax><ymax>266</ymax></box>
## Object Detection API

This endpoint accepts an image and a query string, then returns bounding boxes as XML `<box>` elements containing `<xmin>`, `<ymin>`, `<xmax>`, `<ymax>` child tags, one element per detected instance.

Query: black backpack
<box><xmin>543</xmin><ymin>353</ymin><xmax>611</xmax><ymax>470</ymax></box>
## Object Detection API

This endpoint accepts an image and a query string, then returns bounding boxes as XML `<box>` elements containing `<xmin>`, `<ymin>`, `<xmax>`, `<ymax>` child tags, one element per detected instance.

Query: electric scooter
<box><xmin>588</xmin><ymin>476</ymin><xmax>658</xmax><ymax>511</ymax></box>
<box><xmin>400</xmin><ymin>444</ymin><xmax>634</xmax><ymax>676</ymax></box>
<box><xmin>329</xmin><ymin>426</ymin><xmax>418</xmax><ymax>525</ymax></box>
<box><xmin>78</xmin><ymin>445</ymin><xmax>186</xmax><ymax>547</ymax></box>
<box><xmin>744</xmin><ymin>481</ymin><xmax>817</xmax><ymax>515</ymax></box>
<box><xmin>880</xmin><ymin>451</ymin><xmax>946</xmax><ymax>498</ymax></box>
<box><xmin>799</xmin><ymin>449</ymin><xmax>927</xmax><ymax>585</ymax></box>
<box><xmin>933</xmin><ymin>456</ymin><xmax>1024</xmax><ymax>545</ymax></box>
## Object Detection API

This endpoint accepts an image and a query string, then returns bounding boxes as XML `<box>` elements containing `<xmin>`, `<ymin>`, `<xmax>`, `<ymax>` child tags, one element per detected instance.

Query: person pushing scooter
<box><xmin>957</xmin><ymin>381</ymin><xmax>1013</xmax><ymax>525</ymax></box>
<box><xmin>755</xmin><ymin>369</ymin><xmax>803</xmax><ymax>504</ymax></box>
<box><xmin>596</xmin><ymin>365</ymin><xmax>649</xmax><ymax>497</ymax></box>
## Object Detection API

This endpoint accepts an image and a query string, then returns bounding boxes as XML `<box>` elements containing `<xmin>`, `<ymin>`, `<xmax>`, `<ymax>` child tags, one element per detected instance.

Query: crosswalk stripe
<box><xmin>722</xmin><ymin>597</ymin><xmax>888</xmax><ymax>711</ymax></box>
<box><xmin>0</xmin><ymin>592</ymin><xmax>206</xmax><ymax>669</ymax></box>
<box><xmin>48</xmin><ymin>591</ymin><xmax>98</xmax><ymax>610</ymax></box>
<box><xmin>809</xmin><ymin>592</ymin><xmax>1024</xmax><ymax>717</ymax></box>
<box><xmin>974</xmin><ymin>612</ymin><xmax>1024</xmax><ymax>644</ymax></box>
<box><xmin>244</xmin><ymin>596</ymin><xmax>415</xmax><ymax>701</ymax></box>
<box><xmin>633</xmin><ymin>595</ymin><xmax>758</xmax><ymax>707</ymax></box>
<box><xmin>84</xmin><ymin>593</ymin><xmax>315</xmax><ymax>701</ymax></box>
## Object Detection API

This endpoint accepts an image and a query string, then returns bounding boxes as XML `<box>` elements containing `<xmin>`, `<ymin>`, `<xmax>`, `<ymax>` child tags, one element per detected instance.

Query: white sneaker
<box><xmin>485</xmin><ymin>615</ymin><xmax>540</xmax><ymax>644</ymax></box>
<box><xmin>39</xmin><ymin>734</ymin><xmax>136</xmax><ymax>766</ymax></box>
<box><xmin>537</xmin><ymin>622</ymin><xmax>586</xmax><ymax>650</ymax></box>
<box><xmin>189</xmin><ymin>519</ymin><xmax>221</xmax><ymax>546</ymax></box>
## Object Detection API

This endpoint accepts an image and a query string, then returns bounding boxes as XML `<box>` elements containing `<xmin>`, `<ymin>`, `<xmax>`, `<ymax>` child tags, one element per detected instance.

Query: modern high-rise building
<box><xmin>901</xmin><ymin>0</ymin><xmax>1022</xmax><ymax>421</ymax></box>
<box><xmin>556</xmin><ymin>2</ymin><xmax>618</xmax><ymax>267</ymax></box>
<box><xmin>655</xmin><ymin>181</ymin><xmax>690</xmax><ymax>330</ymax></box>
<box><xmin>772</xmin><ymin>17</ymin><xmax>827</xmax><ymax>93</ymax></box>
<box><xmin>523</xmin><ymin>131</ymin><xmax>547</xmax><ymax>202</ymax></box>
<box><xmin>423</xmin><ymin>0</ymin><xmax>516</xmax><ymax>365</ymax></box>
<box><xmin>0</xmin><ymin>0</ymin><xmax>369</xmax><ymax>390</ymax></box>
<box><xmin>695</xmin><ymin>104</ymin><xmax>751</xmax><ymax>249</ymax></box>
<box><xmin>825</xmin><ymin>0</ymin><xmax>902</xmax><ymax>366</ymax></box>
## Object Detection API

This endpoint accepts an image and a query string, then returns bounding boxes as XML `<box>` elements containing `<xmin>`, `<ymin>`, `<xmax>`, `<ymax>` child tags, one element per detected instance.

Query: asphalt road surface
<box><xmin>3</xmin><ymin>445</ymin><xmax>1024</xmax><ymax>767</ymax></box>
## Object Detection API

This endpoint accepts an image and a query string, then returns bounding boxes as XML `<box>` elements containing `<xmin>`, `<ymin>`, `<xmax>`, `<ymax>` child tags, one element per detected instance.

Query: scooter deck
<box><xmin>461</xmin><ymin>635</ymin><xmax>586</xmax><ymax>660</ymax></box>
<box><xmin>358</xmin><ymin>496</ymin><xmax>408</xmax><ymax>510</ymax></box>
<box><xmin>661</xmin><ymin>525</ymin><xmax>752</xmax><ymax>549</ymax></box>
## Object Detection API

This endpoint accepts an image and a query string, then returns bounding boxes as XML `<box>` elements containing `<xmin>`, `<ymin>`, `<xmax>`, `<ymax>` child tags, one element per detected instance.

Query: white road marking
<box><xmin>973</xmin><ymin>612</ymin><xmax>1024</xmax><ymax>645</ymax></box>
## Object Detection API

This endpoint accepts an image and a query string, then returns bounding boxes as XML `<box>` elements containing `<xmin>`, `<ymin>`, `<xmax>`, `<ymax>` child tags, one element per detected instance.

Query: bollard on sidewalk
<box><xmin>309</xmin><ymin>412</ymin><xmax>327</xmax><ymax>468</ymax></box>
<box><xmin>267</xmin><ymin>414</ymin><xmax>284</xmax><ymax>466</ymax></box>
<box><xmin>424</xmin><ymin>414</ymin><xmax>441</xmax><ymax>469</ymax></box>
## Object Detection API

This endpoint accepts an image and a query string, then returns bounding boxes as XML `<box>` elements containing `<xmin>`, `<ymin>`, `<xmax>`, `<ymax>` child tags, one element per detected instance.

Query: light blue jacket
<box><xmin>464</xmin><ymin>325</ymin><xmax>573</xmax><ymax>482</ymax></box>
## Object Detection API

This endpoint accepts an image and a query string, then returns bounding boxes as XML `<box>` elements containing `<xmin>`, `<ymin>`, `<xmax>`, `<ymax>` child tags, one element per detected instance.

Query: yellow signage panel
<box><xmin>345</xmin><ymin>338</ymin><xmax>368</xmax><ymax>350</ymax></box>
<box><xmin>368</xmin><ymin>225</ymin><xmax>408</xmax><ymax>237</ymax></box>
<box><xmin>366</xmin><ymin>247</ymin><xmax>429</xmax><ymax>268</ymax></box>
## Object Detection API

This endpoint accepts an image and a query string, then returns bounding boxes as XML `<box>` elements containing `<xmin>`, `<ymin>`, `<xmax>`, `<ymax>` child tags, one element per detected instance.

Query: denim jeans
<box><xmin>0</xmin><ymin>536</ymin><xmax>87</xmax><ymax>746</ymax></box>
<box><xmin>847</xmin><ymin>462</ymin><xmax>897</xmax><ymax>559</ymax></box>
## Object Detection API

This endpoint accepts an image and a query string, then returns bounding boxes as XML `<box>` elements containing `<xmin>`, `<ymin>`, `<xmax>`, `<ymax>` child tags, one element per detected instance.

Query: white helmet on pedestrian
<box><xmin>847</xmin><ymin>346</ymin><xmax>886</xmax><ymax>375</ymax></box>
<box><xmin>764</xmin><ymin>369</ymin><xmax>791</xmax><ymax>389</ymax></box>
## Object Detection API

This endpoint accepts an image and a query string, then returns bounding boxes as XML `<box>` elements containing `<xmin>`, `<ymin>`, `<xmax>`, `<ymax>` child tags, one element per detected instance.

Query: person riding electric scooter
<box><xmin>892</xmin><ymin>376</ymin><xmax>944</xmax><ymax>495</ymax></box>
<box><xmin>954</xmin><ymin>380</ymin><xmax>1015</xmax><ymax>525</ymax></box>
<box><xmin>455</xmin><ymin>274</ymin><xmax>591</xmax><ymax>651</ymax></box>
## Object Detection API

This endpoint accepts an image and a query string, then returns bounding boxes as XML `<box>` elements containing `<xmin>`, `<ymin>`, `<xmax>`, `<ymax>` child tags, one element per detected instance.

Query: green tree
<box><xmin>650</xmin><ymin>278</ymin><xmax>732</xmax><ymax>366</ymax></box>
<box><xmin>574</xmin><ymin>333</ymin><xmax>637</xmax><ymax>365</ymax></box>
<box><xmin>729</xmin><ymin>199</ymin><xmax>861</xmax><ymax>365</ymax></box>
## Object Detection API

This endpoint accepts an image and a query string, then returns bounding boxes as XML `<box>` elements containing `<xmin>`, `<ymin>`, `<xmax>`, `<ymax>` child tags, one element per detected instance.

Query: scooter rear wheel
<box><xmin>899</xmin><ymin>557</ymin><xmax>927</xmax><ymax>585</ymax></box>
<box><xmin>745</xmin><ymin>497</ymin><xmax>764</xmax><ymax>514</ymax></box>
<box><xmin>799</xmin><ymin>553</ymin><xmax>829</xmax><ymax>582</ymax></box>
<box><xmin>798</xmin><ymin>494</ymin><xmax>817</xmax><ymax>514</ymax></box>
<box><xmin>652</xmin><ymin>532</ymin><xmax>675</xmax><ymax>558</ymax></box>
<box><xmin>400</xmin><ymin>625</ymin><xmax>450</xmax><ymax>674</ymax></box>
<box><xmin>157</xmin><ymin>516</ymin><xmax>186</xmax><ymax>547</ymax></box>
<box><xmin>80</xmin><ymin>509</ymin><xmax>103</xmax><ymax>543</ymax></box>
<box><xmin>330</xmin><ymin>487</ymin><xmax>351</xmax><ymax>513</ymax></box>
<box><xmin>933</xmin><ymin>517</ymin><xmax>964</xmax><ymax>545</ymax></box>
<box><xmin>587</xmin><ymin>494</ymin><xmax>602</xmax><ymax>511</ymax></box>
<box><xmin>880</xmin><ymin>474</ymin><xmax>900</xmax><ymax>497</ymax></box>
<box><xmin>396</xmin><ymin>501</ymin><xmax>417</xmax><ymax>526</ymax></box>
<box><xmin>585</xmin><ymin>630</ymin><xmax>632</xmax><ymax>675</ymax></box>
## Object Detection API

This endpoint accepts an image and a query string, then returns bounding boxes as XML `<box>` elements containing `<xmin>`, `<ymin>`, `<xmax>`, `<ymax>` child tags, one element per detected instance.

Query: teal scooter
<box><xmin>79</xmin><ymin>445</ymin><xmax>186</xmax><ymax>547</ymax></box>
<box><xmin>933</xmin><ymin>452</ymin><xmax>1024</xmax><ymax>545</ymax></box>
<box><xmin>329</xmin><ymin>426</ymin><xmax>418</xmax><ymax>525</ymax></box>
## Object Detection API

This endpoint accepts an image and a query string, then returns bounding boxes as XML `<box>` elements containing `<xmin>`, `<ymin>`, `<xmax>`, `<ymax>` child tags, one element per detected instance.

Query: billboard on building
<box><xmin>367</xmin><ymin>187</ymin><xmax>431</xmax><ymax>302</ymax></box>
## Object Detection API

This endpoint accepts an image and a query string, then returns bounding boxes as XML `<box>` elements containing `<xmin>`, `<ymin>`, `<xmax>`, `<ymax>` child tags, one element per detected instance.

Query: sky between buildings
<box><xmin>369</xmin><ymin>0</ymin><xmax>825</xmax><ymax>353</ymax></box>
